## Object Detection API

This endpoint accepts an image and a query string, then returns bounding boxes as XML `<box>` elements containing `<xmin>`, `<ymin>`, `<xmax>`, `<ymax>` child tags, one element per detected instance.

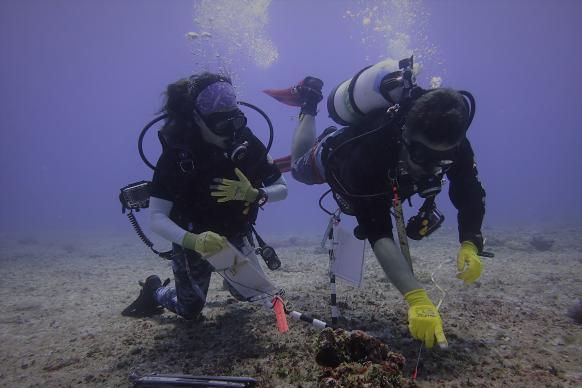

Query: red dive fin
<box><xmin>263</xmin><ymin>80</ymin><xmax>303</xmax><ymax>107</ymax></box>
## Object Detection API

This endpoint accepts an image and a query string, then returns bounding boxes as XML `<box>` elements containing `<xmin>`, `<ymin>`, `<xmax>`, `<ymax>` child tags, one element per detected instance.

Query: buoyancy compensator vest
<box><xmin>120</xmin><ymin>100</ymin><xmax>280</xmax><ymax>264</ymax></box>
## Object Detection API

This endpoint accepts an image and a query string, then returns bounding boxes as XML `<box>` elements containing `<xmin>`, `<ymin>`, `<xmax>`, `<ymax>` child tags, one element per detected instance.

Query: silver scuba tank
<box><xmin>327</xmin><ymin>56</ymin><xmax>416</xmax><ymax>126</ymax></box>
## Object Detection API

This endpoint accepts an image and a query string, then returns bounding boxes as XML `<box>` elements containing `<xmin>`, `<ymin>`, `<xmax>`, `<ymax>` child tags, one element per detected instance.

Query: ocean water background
<box><xmin>1</xmin><ymin>0</ymin><xmax>581</xmax><ymax>240</ymax></box>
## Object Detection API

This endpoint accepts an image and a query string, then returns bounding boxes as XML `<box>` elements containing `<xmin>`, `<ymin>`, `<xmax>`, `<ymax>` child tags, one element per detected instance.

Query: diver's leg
<box><xmin>291</xmin><ymin>114</ymin><xmax>317</xmax><ymax>162</ymax></box>
<box><xmin>155</xmin><ymin>250</ymin><xmax>212</xmax><ymax>320</ymax></box>
<box><xmin>372</xmin><ymin>237</ymin><xmax>421</xmax><ymax>295</ymax></box>
<box><xmin>290</xmin><ymin>116</ymin><xmax>329</xmax><ymax>185</ymax></box>
<box><xmin>291</xmin><ymin>76</ymin><xmax>324</xmax><ymax>162</ymax></box>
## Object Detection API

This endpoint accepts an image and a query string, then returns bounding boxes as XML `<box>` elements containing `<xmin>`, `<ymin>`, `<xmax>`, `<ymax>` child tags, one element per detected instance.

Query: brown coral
<box><xmin>315</xmin><ymin>328</ymin><xmax>408</xmax><ymax>387</ymax></box>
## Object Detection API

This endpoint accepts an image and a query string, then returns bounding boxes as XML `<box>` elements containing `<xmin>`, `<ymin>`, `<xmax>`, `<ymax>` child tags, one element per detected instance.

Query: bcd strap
<box><xmin>170</xmin><ymin>145</ymin><xmax>195</xmax><ymax>173</ymax></box>
<box><xmin>157</xmin><ymin>131</ymin><xmax>197</xmax><ymax>174</ymax></box>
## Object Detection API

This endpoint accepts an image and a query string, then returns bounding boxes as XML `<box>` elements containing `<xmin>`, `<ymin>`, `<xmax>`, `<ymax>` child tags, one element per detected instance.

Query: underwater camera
<box><xmin>119</xmin><ymin>181</ymin><xmax>173</xmax><ymax>259</ymax></box>
<box><xmin>119</xmin><ymin>181</ymin><xmax>151</xmax><ymax>212</ymax></box>
<box><xmin>406</xmin><ymin>197</ymin><xmax>445</xmax><ymax>240</ymax></box>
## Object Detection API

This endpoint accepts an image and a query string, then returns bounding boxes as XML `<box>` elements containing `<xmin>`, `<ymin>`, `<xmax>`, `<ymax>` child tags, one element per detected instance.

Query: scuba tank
<box><xmin>327</xmin><ymin>56</ymin><xmax>417</xmax><ymax>126</ymax></box>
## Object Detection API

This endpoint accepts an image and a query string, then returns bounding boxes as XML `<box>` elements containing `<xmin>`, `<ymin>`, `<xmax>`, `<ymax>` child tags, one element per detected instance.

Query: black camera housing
<box><xmin>120</xmin><ymin>181</ymin><xmax>151</xmax><ymax>212</ymax></box>
<box><xmin>406</xmin><ymin>205</ymin><xmax>445</xmax><ymax>240</ymax></box>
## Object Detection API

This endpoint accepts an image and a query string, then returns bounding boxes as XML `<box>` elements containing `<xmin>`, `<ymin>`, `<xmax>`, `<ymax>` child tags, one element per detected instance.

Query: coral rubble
<box><xmin>315</xmin><ymin>328</ymin><xmax>409</xmax><ymax>387</ymax></box>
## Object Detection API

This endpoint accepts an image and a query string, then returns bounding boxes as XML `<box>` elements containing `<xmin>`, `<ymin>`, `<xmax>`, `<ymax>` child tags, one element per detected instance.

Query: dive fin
<box><xmin>263</xmin><ymin>83</ymin><xmax>302</xmax><ymax>107</ymax></box>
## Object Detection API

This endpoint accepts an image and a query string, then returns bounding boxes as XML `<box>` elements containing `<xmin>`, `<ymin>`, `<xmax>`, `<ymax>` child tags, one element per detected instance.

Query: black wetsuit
<box><xmin>148</xmin><ymin>127</ymin><xmax>281</xmax><ymax>319</ymax></box>
<box><xmin>322</xmin><ymin>118</ymin><xmax>486</xmax><ymax>250</ymax></box>
<box><xmin>150</xmin><ymin>127</ymin><xmax>281</xmax><ymax>239</ymax></box>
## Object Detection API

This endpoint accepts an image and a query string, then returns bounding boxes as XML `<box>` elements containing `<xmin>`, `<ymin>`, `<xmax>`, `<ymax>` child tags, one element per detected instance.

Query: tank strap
<box><xmin>347</xmin><ymin>65</ymin><xmax>372</xmax><ymax>117</ymax></box>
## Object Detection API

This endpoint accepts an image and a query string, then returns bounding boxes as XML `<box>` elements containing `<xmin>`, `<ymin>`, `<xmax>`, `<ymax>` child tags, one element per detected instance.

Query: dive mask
<box><xmin>204</xmin><ymin>109</ymin><xmax>247</xmax><ymax>137</ymax></box>
<box><xmin>402</xmin><ymin>133</ymin><xmax>456</xmax><ymax>168</ymax></box>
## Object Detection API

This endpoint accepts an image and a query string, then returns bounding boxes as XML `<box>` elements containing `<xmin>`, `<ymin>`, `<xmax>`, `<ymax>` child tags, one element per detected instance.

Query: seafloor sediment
<box><xmin>0</xmin><ymin>225</ymin><xmax>580</xmax><ymax>387</ymax></box>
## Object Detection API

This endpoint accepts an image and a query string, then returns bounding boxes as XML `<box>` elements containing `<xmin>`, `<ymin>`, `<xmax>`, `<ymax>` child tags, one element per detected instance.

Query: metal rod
<box><xmin>328</xmin><ymin>215</ymin><xmax>339</xmax><ymax>325</ymax></box>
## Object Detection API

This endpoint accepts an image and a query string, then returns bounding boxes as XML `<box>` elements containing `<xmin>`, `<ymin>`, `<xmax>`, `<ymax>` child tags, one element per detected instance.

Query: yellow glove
<box><xmin>210</xmin><ymin>168</ymin><xmax>259</xmax><ymax>203</ymax></box>
<box><xmin>456</xmin><ymin>241</ymin><xmax>483</xmax><ymax>284</ymax></box>
<box><xmin>404</xmin><ymin>289</ymin><xmax>448</xmax><ymax>349</ymax></box>
<box><xmin>182</xmin><ymin>231</ymin><xmax>228</xmax><ymax>257</ymax></box>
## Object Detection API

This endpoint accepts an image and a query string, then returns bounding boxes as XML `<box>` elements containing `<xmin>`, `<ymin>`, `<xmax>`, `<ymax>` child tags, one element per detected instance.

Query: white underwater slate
<box><xmin>205</xmin><ymin>244</ymin><xmax>278</xmax><ymax>300</ymax></box>
<box><xmin>332</xmin><ymin>223</ymin><xmax>366</xmax><ymax>287</ymax></box>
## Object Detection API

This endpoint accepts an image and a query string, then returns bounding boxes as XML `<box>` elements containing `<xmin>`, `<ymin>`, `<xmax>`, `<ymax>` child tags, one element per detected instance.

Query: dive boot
<box><xmin>122</xmin><ymin>275</ymin><xmax>164</xmax><ymax>317</ymax></box>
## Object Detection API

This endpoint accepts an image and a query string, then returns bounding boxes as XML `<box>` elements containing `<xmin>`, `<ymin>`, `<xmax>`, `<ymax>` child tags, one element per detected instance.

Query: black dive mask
<box><xmin>399</xmin><ymin>139</ymin><xmax>454</xmax><ymax>198</ymax></box>
<box><xmin>204</xmin><ymin>109</ymin><xmax>247</xmax><ymax>137</ymax></box>
<box><xmin>402</xmin><ymin>136</ymin><xmax>456</xmax><ymax>168</ymax></box>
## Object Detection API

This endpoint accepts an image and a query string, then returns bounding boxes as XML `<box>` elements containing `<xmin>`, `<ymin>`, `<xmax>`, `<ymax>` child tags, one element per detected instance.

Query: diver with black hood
<box><xmin>266</xmin><ymin>57</ymin><xmax>486</xmax><ymax>349</ymax></box>
<box><xmin>124</xmin><ymin>72</ymin><xmax>288</xmax><ymax>319</ymax></box>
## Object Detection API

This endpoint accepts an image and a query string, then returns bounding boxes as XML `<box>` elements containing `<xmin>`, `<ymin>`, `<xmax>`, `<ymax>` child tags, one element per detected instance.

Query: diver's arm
<box><xmin>362</xmin><ymin>205</ymin><xmax>447</xmax><ymax>347</ymax></box>
<box><xmin>373</xmin><ymin>237</ymin><xmax>422</xmax><ymax>295</ymax></box>
<box><xmin>149</xmin><ymin>196</ymin><xmax>188</xmax><ymax>245</ymax></box>
<box><xmin>354</xmin><ymin>200</ymin><xmax>419</xmax><ymax>294</ymax></box>
<box><xmin>150</xmin><ymin>196</ymin><xmax>227</xmax><ymax>256</ymax></box>
<box><xmin>262</xmin><ymin>175</ymin><xmax>288</xmax><ymax>202</ymax></box>
<box><xmin>375</xmin><ymin>236</ymin><xmax>448</xmax><ymax>348</ymax></box>
<box><xmin>447</xmin><ymin>139</ymin><xmax>486</xmax><ymax>251</ymax></box>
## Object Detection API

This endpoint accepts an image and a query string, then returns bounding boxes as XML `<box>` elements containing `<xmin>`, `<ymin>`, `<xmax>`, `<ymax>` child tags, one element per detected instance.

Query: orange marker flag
<box><xmin>272</xmin><ymin>296</ymin><xmax>289</xmax><ymax>333</ymax></box>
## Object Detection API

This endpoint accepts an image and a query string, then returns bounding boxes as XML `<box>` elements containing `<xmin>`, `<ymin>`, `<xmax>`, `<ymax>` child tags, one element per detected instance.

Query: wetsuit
<box><xmin>148</xmin><ymin>127</ymin><xmax>284</xmax><ymax>319</ymax></box>
<box><xmin>295</xmin><ymin>117</ymin><xmax>486</xmax><ymax>251</ymax></box>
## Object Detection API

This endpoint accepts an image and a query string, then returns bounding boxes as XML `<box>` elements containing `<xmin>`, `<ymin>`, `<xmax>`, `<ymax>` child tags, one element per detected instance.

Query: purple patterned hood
<box><xmin>194</xmin><ymin>81</ymin><xmax>238</xmax><ymax>117</ymax></box>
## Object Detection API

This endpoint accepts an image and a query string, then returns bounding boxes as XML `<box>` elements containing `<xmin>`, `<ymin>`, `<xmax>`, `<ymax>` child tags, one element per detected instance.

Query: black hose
<box><xmin>318</xmin><ymin>189</ymin><xmax>334</xmax><ymax>215</ymax></box>
<box><xmin>459</xmin><ymin>90</ymin><xmax>476</xmax><ymax>129</ymax></box>
<box><xmin>138</xmin><ymin>113</ymin><xmax>168</xmax><ymax>170</ymax></box>
<box><xmin>127</xmin><ymin>211</ymin><xmax>172</xmax><ymax>259</ymax></box>
<box><xmin>237</xmin><ymin>101</ymin><xmax>274</xmax><ymax>155</ymax></box>
<box><xmin>326</xmin><ymin>121</ymin><xmax>396</xmax><ymax>199</ymax></box>
<box><xmin>137</xmin><ymin>102</ymin><xmax>273</xmax><ymax>171</ymax></box>
<box><xmin>127</xmin><ymin>211</ymin><xmax>154</xmax><ymax>248</ymax></box>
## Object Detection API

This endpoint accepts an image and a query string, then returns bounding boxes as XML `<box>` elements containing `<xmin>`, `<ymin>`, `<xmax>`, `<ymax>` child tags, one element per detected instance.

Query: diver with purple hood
<box><xmin>123</xmin><ymin>72</ymin><xmax>287</xmax><ymax>319</ymax></box>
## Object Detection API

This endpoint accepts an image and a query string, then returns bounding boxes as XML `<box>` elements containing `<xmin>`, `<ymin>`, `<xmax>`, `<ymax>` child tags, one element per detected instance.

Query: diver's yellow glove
<box><xmin>456</xmin><ymin>241</ymin><xmax>483</xmax><ymax>284</ymax></box>
<box><xmin>405</xmin><ymin>289</ymin><xmax>448</xmax><ymax>349</ymax></box>
<box><xmin>182</xmin><ymin>231</ymin><xmax>228</xmax><ymax>257</ymax></box>
<box><xmin>210</xmin><ymin>168</ymin><xmax>259</xmax><ymax>203</ymax></box>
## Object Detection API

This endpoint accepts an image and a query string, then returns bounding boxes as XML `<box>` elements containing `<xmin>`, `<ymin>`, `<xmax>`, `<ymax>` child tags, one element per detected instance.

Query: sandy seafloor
<box><xmin>0</xmin><ymin>225</ymin><xmax>581</xmax><ymax>387</ymax></box>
